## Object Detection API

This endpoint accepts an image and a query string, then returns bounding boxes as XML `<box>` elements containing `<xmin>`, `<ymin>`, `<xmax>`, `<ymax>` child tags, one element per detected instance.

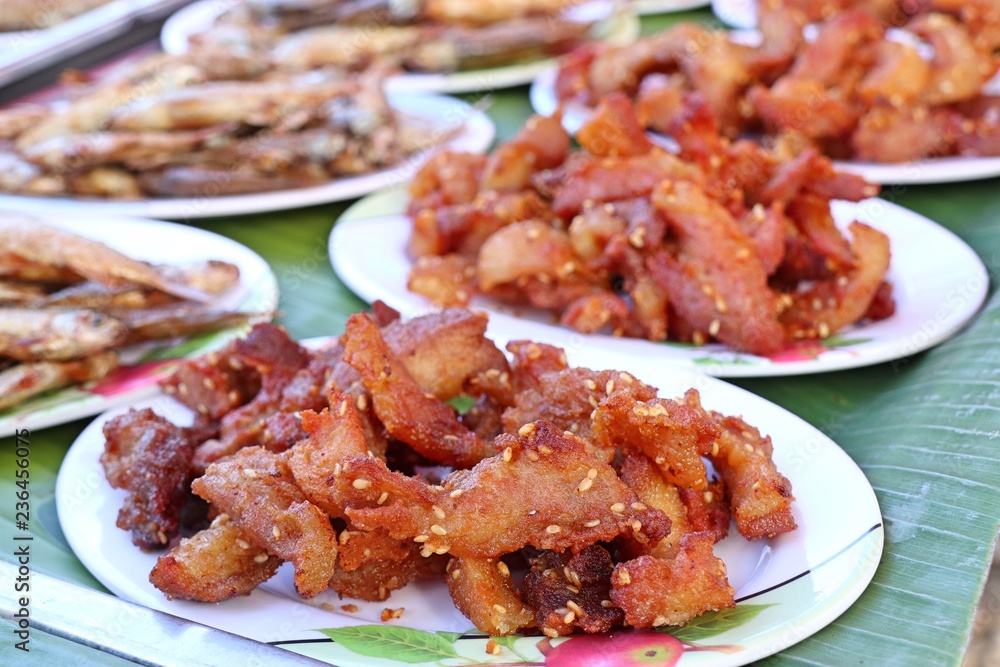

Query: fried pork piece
<box><xmin>381</xmin><ymin>308</ymin><xmax>511</xmax><ymax>402</ymax></box>
<box><xmin>687</xmin><ymin>396</ymin><xmax>796</xmax><ymax>540</ymax></box>
<box><xmin>505</xmin><ymin>340</ymin><xmax>568</xmax><ymax>394</ymax></box>
<box><xmin>407</xmin><ymin>254</ymin><xmax>476</xmax><ymax>307</ymax></box>
<box><xmin>520</xmin><ymin>545</ymin><xmax>624</xmax><ymax>637</ymax></box>
<box><xmin>447</xmin><ymin>557</ymin><xmax>536</xmax><ymax>635</ymax></box>
<box><xmin>342</xmin><ymin>312</ymin><xmax>494</xmax><ymax>468</ymax></box>
<box><xmin>677</xmin><ymin>480</ymin><xmax>730</xmax><ymax>543</ymax></box>
<box><xmin>330</xmin><ymin>528</ymin><xmax>444</xmax><ymax>602</ymax></box>
<box><xmin>408</xmin><ymin>151</ymin><xmax>487</xmax><ymax>214</ymax></box>
<box><xmin>340</xmin><ymin>421</ymin><xmax>670</xmax><ymax>559</ymax></box>
<box><xmin>160</xmin><ymin>346</ymin><xmax>261</xmax><ymax>420</ymax></box>
<box><xmin>412</xmin><ymin>190</ymin><xmax>553</xmax><ymax>259</ymax></box>
<box><xmin>502</xmin><ymin>368</ymin><xmax>658</xmax><ymax>460</ymax></box>
<box><xmin>610</xmin><ymin>533</ymin><xmax>735</xmax><ymax>628</ymax></box>
<box><xmin>549</xmin><ymin>150</ymin><xmax>707</xmax><ymax>219</ymax></box>
<box><xmin>480</xmin><ymin>114</ymin><xmax>569</xmax><ymax>192</ymax></box>
<box><xmin>287</xmin><ymin>392</ymin><xmax>374</xmax><ymax>518</ymax></box>
<box><xmin>191</xmin><ymin>447</ymin><xmax>338</xmax><ymax>598</ymax></box>
<box><xmin>592</xmin><ymin>391</ymin><xmax>719</xmax><ymax>491</ymax></box>
<box><xmin>647</xmin><ymin>181</ymin><xmax>785</xmax><ymax>356</ymax></box>
<box><xmin>618</xmin><ymin>455</ymin><xmax>692</xmax><ymax>559</ymax></box>
<box><xmin>102</xmin><ymin>408</ymin><xmax>199</xmax><ymax>549</ymax></box>
<box><xmin>576</xmin><ymin>94</ymin><xmax>654</xmax><ymax>158</ymax></box>
<box><xmin>149</xmin><ymin>514</ymin><xmax>281</xmax><ymax>602</ymax></box>
<box><xmin>781</xmin><ymin>222</ymin><xmax>892</xmax><ymax>340</ymax></box>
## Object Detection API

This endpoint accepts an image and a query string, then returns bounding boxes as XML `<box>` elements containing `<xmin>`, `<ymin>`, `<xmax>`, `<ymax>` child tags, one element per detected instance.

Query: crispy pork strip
<box><xmin>149</xmin><ymin>514</ymin><xmax>281</xmax><ymax>602</ymax></box>
<box><xmin>330</xmin><ymin>528</ymin><xmax>440</xmax><ymax>602</ymax></box>
<box><xmin>191</xmin><ymin>447</ymin><xmax>338</xmax><ymax>598</ymax></box>
<box><xmin>648</xmin><ymin>180</ymin><xmax>785</xmax><ymax>356</ymax></box>
<box><xmin>502</xmin><ymin>368</ymin><xmax>659</xmax><ymax>460</ymax></box>
<box><xmin>520</xmin><ymin>545</ymin><xmax>624</xmax><ymax>637</ymax></box>
<box><xmin>610</xmin><ymin>533</ymin><xmax>735</xmax><ymax>628</ymax></box>
<box><xmin>591</xmin><ymin>390</ymin><xmax>719</xmax><ymax>491</ymax></box>
<box><xmin>101</xmin><ymin>408</ymin><xmax>198</xmax><ymax>549</ymax></box>
<box><xmin>287</xmin><ymin>392</ymin><xmax>373</xmax><ymax>518</ymax></box>
<box><xmin>340</xmin><ymin>421</ymin><xmax>670</xmax><ymax>559</ymax></box>
<box><xmin>381</xmin><ymin>308</ymin><xmax>511</xmax><ymax>402</ymax></box>
<box><xmin>702</xmin><ymin>409</ymin><xmax>796</xmax><ymax>540</ymax></box>
<box><xmin>341</xmin><ymin>312</ymin><xmax>494</xmax><ymax>468</ymax></box>
<box><xmin>617</xmin><ymin>455</ymin><xmax>691</xmax><ymax>560</ymax></box>
<box><xmin>447</xmin><ymin>557</ymin><xmax>536</xmax><ymax>636</ymax></box>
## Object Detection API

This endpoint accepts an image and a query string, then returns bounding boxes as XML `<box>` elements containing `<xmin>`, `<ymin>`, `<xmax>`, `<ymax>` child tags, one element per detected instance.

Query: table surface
<box><xmin>2</xmin><ymin>7</ymin><xmax>1000</xmax><ymax>667</ymax></box>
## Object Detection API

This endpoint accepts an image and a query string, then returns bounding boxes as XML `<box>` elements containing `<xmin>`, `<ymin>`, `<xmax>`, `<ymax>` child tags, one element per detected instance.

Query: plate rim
<box><xmin>55</xmin><ymin>342</ymin><xmax>884</xmax><ymax>667</ymax></box>
<box><xmin>0</xmin><ymin>212</ymin><xmax>279</xmax><ymax>437</ymax></box>
<box><xmin>0</xmin><ymin>92</ymin><xmax>495</xmax><ymax>219</ymax></box>
<box><xmin>329</xmin><ymin>187</ymin><xmax>989</xmax><ymax>378</ymax></box>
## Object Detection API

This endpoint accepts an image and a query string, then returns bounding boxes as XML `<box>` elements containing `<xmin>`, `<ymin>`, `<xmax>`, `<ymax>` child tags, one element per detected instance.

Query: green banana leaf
<box><xmin>2</xmin><ymin>8</ymin><xmax>998</xmax><ymax>667</ymax></box>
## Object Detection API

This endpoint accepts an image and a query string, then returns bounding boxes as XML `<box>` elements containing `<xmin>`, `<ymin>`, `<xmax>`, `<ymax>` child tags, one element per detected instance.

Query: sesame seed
<box><xmin>492</xmin><ymin>604</ymin><xmax>508</xmax><ymax>615</ymax></box>
<box><xmin>203</xmin><ymin>378</ymin><xmax>216</xmax><ymax>390</ymax></box>
<box><xmin>601</xmin><ymin>600</ymin><xmax>614</xmax><ymax>608</ymax></box>
<box><xmin>413</xmin><ymin>534</ymin><xmax>429</xmax><ymax>543</ymax></box>
<box><xmin>709</xmin><ymin>319</ymin><xmax>721</xmax><ymax>337</ymax></box>
<box><xmin>236</xmin><ymin>539</ymin><xmax>251</xmax><ymax>549</ymax></box>
<box><xmin>711</xmin><ymin>442</ymin><xmax>719</xmax><ymax>456</ymax></box>
<box><xmin>654</xmin><ymin>456</ymin><xmax>666</xmax><ymax>465</ymax></box>
<box><xmin>253</xmin><ymin>553</ymin><xmax>269</xmax><ymax>564</ymax></box>
<box><xmin>434</xmin><ymin>545</ymin><xmax>450</xmax><ymax>555</ymax></box>
<box><xmin>704</xmin><ymin>491</ymin><xmax>714</xmax><ymax>503</ymax></box>
<box><xmin>178</xmin><ymin>384</ymin><xmax>189</xmax><ymax>396</ymax></box>
<box><xmin>566</xmin><ymin>601</ymin><xmax>585</xmax><ymax>617</ymax></box>
<box><xmin>606</xmin><ymin>380</ymin><xmax>615</xmax><ymax>394</ymax></box>
<box><xmin>377</xmin><ymin>492</ymin><xmax>389</xmax><ymax>505</ymax></box>
<box><xmin>584</xmin><ymin>379</ymin><xmax>598</xmax><ymax>390</ymax></box>
<box><xmin>546</xmin><ymin>525</ymin><xmax>562</xmax><ymax>534</ymax></box>
<box><xmin>272</xmin><ymin>526</ymin><xmax>281</xmax><ymax>539</ymax></box>
<box><xmin>242</xmin><ymin>468</ymin><xmax>258</xmax><ymax>478</ymax></box>
<box><xmin>563</xmin><ymin>610</ymin><xmax>576</xmax><ymax>624</ymax></box>
<box><xmin>565</xmin><ymin>584</ymin><xmax>580</xmax><ymax>594</ymax></box>
<box><xmin>497</xmin><ymin>561</ymin><xmax>510</xmax><ymax>576</ymax></box>
<box><xmin>653</xmin><ymin>615</ymin><xmax>668</xmax><ymax>627</ymax></box>
<box><xmin>744</xmin><ymin>443</ymin><xmax>755</xmax><ymax>453</ymax></box>
<box><xmin>631</xmin><ymin>520</ymin><xmax>643</xmax><ymax>532</ymax></box>
<box><xmin>817</xmin><ymin>322</ymin><xmax>831</xmax><ymax>338</ymax></box>
<box><xmin>486</xmin><ymin>639</ymin><xmax>501</xmax><ymax>656</ymax></box>
<box><xmin>589</xmin><ymin>395</ymin><xmax>600</xmax><ymax>408</ymax></box>
<box><xmin>518</xmin><ymin>423</ymin><xmax>536</xmax><ymax>438</ymax></box>
<box><xmin>584</xmin><ymin>519</ymin><xmax>601</xmax><ymax>528</ymax></box>
<box><xmin>610</xmin><ymin>503</ymin><xmax>625</xmax><ymax>513</ymax></box>
<box><xmin>631</xmin><ymin>502</ymin><xmax>647</xmax><ymax>511</ymax></box>
<box><xmin>617</xmin><ymin>570</ymin><xmax>631</xmax><ymax>585</ymax></box>
<box><xmin>503</xmin><ymin>447</ymin><xmax>513</xmax><ymax>462</ymax></box>
<box><xmin>431</xmin><ymin>524</ymin><xmax>448</xmax><ymax>536</ymax></box>
<box><xmin>449</xmin><ymin>489</ymin><xmax>464</xmax><ymax>498</ymax></box>
<box><xmin>353</xmin><ymin>479</ymin><xmax>371</xmax><ymax>489</ymax></box>
<box><xmin>577</xmin><ymin>477</ymin><xmax>594</xmax><ymax>493</ymax></box>
<box><xmin>339</xmin><ymin>531</ymin><xmax>352</xmax><ymax>545</ymax></box>
<box><xmin>341</xmin><ymin>604</ymin><xmax>359</xmax><ymax>612</ymax></box>
<box><xmin>433</xmin><ymin>505</ymin><xmax>446</xmax><ymax>519</ymax></box>
<box><xmin>715</xmin><ymin>296</ymin><xmax>728</xmax><ymax>314</ymax></box>
<box><xmin>539</xmin><ymin>446</ymin><xmax>552</xmax><ymax>455</ymax></box>
<box><xmin>451</xmin><ymin>568</ymin><xmax>462</xmax><ymax>579</ymax></box>
<box><xmin>543</xmin><ymin>628</ymin><xmax>560</xmax><ymax>638</ymax></box>
<box><xmin>356</xmin><ymin>394</ymin><xmax>368</xmax><ymax>411</ymax></box>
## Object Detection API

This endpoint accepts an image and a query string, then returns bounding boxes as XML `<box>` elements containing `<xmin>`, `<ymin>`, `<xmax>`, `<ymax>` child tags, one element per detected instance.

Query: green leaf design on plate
<box><xmin>821</xmin><ymin>335</ymin><xmax>873</xmax><ymax>349</ymax></box>
<box><xmin>692</xmin><ymin>356</ymin><xmax>757</xmax><ymax>366</ymax></box>
<box><xmin>317</xmin><ymin>625</ymin><xmax>461</xmax><ymax>663</ymax></box>
<box><xmin>664</xmin><ymin>604</ymin><xmax>775</xmax><ymax>642</ymax></box>
<box><xmin>435</xmin><ymin>631</ymin><xmax>465</xmax><ymax>644</ymax></box>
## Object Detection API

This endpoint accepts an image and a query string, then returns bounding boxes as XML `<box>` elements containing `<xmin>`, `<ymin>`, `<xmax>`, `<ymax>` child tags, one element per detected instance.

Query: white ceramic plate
<box><xmin>0</xmin><ymin>0</ymin><xmax>191</xmax><ymax>87</ymax></box>
<box><xmin>529</xmin><ymin>62</ymin><xmax>1000</xmax><ymax>185</ymax></box>
<box><xmin>635</xmin><ymin>0</ymin><xmax>711</xmax><ymax>15</ymax></box>
<box><xmin>0</xmin><ymin>93</ymin><xmax>494</xmax><ymax>219</ymax></box>
<box><xmin>57</xmin><ymin>344</ymin><xmax>883</xmax><ymax>667</ymax></box>
<box><xmin>0</xmin><ymin>214</ymin><xmax>278</xmax><ymax>437</ymax></box>
<box><xmin>161</xmin><ymin>0</ymin><xmax>640</xmax><ymax>95</ymax></box>
<box><xmin>329</xmin><ymin>187</ymin><xmax>987</xmax><ymax>378</ymax></box>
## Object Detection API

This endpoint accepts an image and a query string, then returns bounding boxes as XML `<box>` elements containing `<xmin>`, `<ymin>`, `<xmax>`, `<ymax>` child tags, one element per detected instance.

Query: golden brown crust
<box><xmin>149</xmin><ymin>515</ymin><xmax>281</xmax><ymax>602</ymax></box>
<box><xmin>447</xmin><ymin>557</ymin><xmax>536</xmax><ymax>635</ymax></box>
